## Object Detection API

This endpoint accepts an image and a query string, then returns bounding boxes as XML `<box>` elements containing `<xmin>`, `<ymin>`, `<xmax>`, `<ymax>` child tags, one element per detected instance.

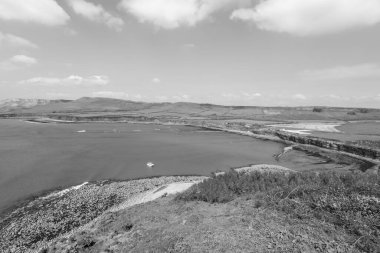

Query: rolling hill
<box><xmin>1</xmin><ymin>97</ymin><xmax>380</xmax><ymax>121</ymax></box>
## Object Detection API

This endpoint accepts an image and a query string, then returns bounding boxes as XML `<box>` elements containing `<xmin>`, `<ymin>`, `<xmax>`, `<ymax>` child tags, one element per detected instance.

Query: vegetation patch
<box><xmin>176</xmin><ymin>170</ymin><xmax>380</xmax><ymax>252</ymax></box>
<box><xmin>350</xmin><ymin>140</ymin><xmax>380</xmax><ymax>150</ymax></box>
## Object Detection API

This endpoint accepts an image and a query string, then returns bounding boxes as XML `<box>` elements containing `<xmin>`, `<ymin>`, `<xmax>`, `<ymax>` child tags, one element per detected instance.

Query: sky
<box><xmin>0</xmin><ymin>0</ymin><xmax>380</xmax><ymax>108</ymax></box>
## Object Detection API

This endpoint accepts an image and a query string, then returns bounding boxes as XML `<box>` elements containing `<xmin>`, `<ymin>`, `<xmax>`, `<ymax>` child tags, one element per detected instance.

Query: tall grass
<box><xmin>175</xmin><ymin>170</ymin><xmax>380</xmax><ymax>252</ymax></box>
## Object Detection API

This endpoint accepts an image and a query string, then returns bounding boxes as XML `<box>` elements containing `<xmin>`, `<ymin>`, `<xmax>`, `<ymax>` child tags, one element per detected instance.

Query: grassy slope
<box><xmin>3</xmin><ymin>97</ymin><xmax>380</xmax><ymax>121</ymax></box>
<box><xmin>46</xmin><ymin>195</ymin><xmax>353</xmax><ymax>253</ymax></box>
<box><xmin>45</xmin><ymin>170</ymin><xmax>380</xmax><ymax>253</ymax></box>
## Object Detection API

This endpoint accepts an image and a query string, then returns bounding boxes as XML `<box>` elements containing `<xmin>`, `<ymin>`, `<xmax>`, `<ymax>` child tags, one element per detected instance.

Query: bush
<box><xmin>176</xmin><ymin>170</ymin><xmax>380</xmax><ymax>251</ymax></box>
<box><xmin>313</xmin><ymin>107</ymin><xmax>323</xmax><ymax>113</ymax></box>
<box><xmin>176</xmin><ymin>170</ymin><xmax>373</xmax><ymax>203</ymax></box>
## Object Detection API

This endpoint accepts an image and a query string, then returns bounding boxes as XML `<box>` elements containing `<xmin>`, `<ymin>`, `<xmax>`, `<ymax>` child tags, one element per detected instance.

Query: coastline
<box><xmin>0</xmin><ymin>174</ymin><xmax>205</xmax><ymax>220</ymax></box>
<box><xmin>19</xmin><ymin>116</ymin><xmax>380</xmax><ymax>168</ymax></box>
<box><xmin>0</xmin><ymin>118</ymin><xmax>379</xmax><ymax>251</ymax></box>
<box><xmin>1</xmin><ymin>163</ymin><xmax>302</xmax><ymax>253</ymax></box>
<box><xmin>13</xmin><ymin>116</ymin><xmax>380</xmax><ymax>167</ymax></box>
<box><xmin>0</xmin><ymin>159</ymin><xmax>377</xmax><ymax>252</ymax></box>
<box><xmin>0</xmin><ymin>175</ymin><xmax>208</xmax><ymax>252</ymax></box>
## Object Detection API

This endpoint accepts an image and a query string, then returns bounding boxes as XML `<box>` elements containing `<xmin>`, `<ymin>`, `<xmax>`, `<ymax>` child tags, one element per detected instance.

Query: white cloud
<box><xmin>10</xmin><ymin>55</ymin><xmax>37</xmax><ymax>65</ymax></box>
<box><xmin>0</xmin><ymin>0</ymin><xmax>70</xmax><ymax>26</ymax></box>
<box><xmin>171</xmin><ymin>94</ymin><xmax>191</xmax><ymax>101</ymax></box>
<box><xmin>68</xmin><ymin>0</ymin><xmax>124</xmax><ymax>31</ymax></box>
<box><xmin>19</xmin><ymin>75</ymin><xmax>110</xmax><ymax>86</ymax></box>
<box><xmin>301</xmin><ymin>64</ymin><xmax>380</xmax><ymax>80</ymax></box>
<box><xmin>292</xmin><ymin>94</ymin><xmax>307</xmax><ymax>100</ymax></box>
<box><xmin>87</xmin><ymin>75</ymin><xmax>110</xmax><ymax>85</ymax></box>
<box><xmin>231</xmin><ymin>9</ymin><xmax>255</xmax><ymax>22</ymax></box>
<box><xmin>242</xmin><ymin>92</ymin><xmax>262</xmax><ymax>98</ymax></box>
<box><xmin>222</xmin><ymin>93</ymin><xmax>240</xmax><ymax>99</ymax></box>
<box><xmin>0</xmin><ymin>55</ymin><xmax>37</xmax><ymax>71</ymax></box>
<box><xmin>119</xmin><ymin>0</ymin><xmax>248</xmax><ymax>29</ymax></box>
<box><xmin>0</xmin><ymin>32</ymin><xmax>38</xmax><ymax>48</ymax></box>
<box><xmin>152</xmin><ymin>78</ymin><xmax>161</xmax><ymax>83</ymax></box>
<box><xmin>231</xmin><ymin>0</ymin><xmax>380</xmax><ymax>36</ymax></box>
<box><xmin>21</xmin><ymin>77</ymin><xmax>61</xmax><ymax>85</ymax></box>
<box><xmin>92</xmin><ymin>91</ymin><xmax>129</xmax><ymax>99</ymax></box>
<box><xmin>183</xmin><ymin>43</ymin><xmax>196</xmax><ymax>49</ymax></box>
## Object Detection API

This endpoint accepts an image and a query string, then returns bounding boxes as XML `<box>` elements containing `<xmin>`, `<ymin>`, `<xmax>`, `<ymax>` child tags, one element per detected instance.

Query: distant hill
<box><xmin>0</xmin><ymin>98</ymin><xmax>74</xmax><ymax>113</ymax></box>
<box><xmin>0</xmin><ymin>98</ymin><xmax>50</xmax><ymax>112</ymax></box>
<box><xmin>1</xmin><ymin>97</ymin><xmax>380</xmax><ymax>121</ymax></box>
<box><xmin>24</xmin><ymin>97</ymin><xmax>155</xmax><ymax>113</ymax></box>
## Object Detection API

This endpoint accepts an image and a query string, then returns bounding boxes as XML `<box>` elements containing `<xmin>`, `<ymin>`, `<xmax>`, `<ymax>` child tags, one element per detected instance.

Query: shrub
<box><xmin>176</xmin><ymin>170</ymin><xmax>380</xmax><ymax>251</ymax></box>
<box><xmin>313</xmin><ymin>107</ymin><xmax>323</xmax><ymax>113</ymax></box>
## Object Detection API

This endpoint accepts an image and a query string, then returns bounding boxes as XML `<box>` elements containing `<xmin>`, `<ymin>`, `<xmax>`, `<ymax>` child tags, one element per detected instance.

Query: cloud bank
<box><xmin>119</xmin><ymin>0</ymin><xmax>248</xmax><ymax>29</ymax></box>
<box><xmin>0</xmin><ymin>32</ymin><xmax>38</xmax><ymax>49</ymax></box>
<box><xmin>1</xmin><ymin>0</ymin><xmax>379</xmax><ymax>35</ymax></box>
<box><xmin>231</xmin><ymin>0</ymin><xmax>380</xmax><ymax>36</ymax></box>
<box><xmin>19</xmin><ymin>75</ymin><xmax>110</xmax><ymax>86</ymax></box>
<box><xmin>0</xmin><ymin>55</ymin><xmax>37</xmax><ymax>71</ymax></box>
<box><xmin>10</xmin><ymin>55</ymin><xmax>38</xmax><ymax>65</ymax></box>
<box><xmin>0</xmin><ymin>0</ymin><xmax>70</xmax><ymax>26</ymax></box>
<box><xmin>68</xmin><ymin>0</ymin><xmax>124</xmax><ymax>31</ymax></box>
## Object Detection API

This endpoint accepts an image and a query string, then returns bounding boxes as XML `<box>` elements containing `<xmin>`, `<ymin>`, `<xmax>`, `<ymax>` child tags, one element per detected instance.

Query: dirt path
<box><xmin>109</xmin><ymin>181</ymin><xmax>201</xmax><ymax>212</ymax></box>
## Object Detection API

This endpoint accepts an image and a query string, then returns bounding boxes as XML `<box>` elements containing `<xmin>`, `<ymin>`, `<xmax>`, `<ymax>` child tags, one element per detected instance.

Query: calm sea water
<box><xmin>0</xmin><ymin>119</ymin><xmax>291</xmax><ymax>213</ymax></box>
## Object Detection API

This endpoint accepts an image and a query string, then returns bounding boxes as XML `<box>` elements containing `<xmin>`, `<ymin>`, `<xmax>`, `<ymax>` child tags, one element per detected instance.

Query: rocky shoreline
<box><xmin>0</xmin><ymin>176</ymin><xmax>206</xmax><ymax>253</ymax></box>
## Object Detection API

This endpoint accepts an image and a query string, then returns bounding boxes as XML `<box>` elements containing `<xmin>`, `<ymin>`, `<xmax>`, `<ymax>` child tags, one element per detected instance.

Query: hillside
<box><xmin>2</xmin><ymin>97</ymin><xmax>380</xmax><ymax>121</ymax></box>
<box><xmin>42</xmin><ymin>170</ymin><xmax>380</xmax><ymax>253</ymax></box>
<box><xmin>0</xmin><ymin>98</ymin><xmax>52</xmax><ymax>112</ymax></box>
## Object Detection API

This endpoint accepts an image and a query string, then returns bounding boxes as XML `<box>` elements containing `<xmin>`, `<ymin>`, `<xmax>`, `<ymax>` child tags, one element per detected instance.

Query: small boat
<box><xmin>146</xmin><ymin>162</ymin><xmax>155</xmax><ymax>168</ymax></box>
<box><xmin>77</xmin><ymin>130</ymin><xmax>86</xmax><ymax>133</ymax></box>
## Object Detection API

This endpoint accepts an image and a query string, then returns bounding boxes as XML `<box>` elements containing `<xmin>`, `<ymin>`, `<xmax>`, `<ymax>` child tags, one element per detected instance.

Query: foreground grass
<box><xmin>176</xmin><ymin>170</ymin><xmax>380</xmax><ymax>252</ymax></box>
